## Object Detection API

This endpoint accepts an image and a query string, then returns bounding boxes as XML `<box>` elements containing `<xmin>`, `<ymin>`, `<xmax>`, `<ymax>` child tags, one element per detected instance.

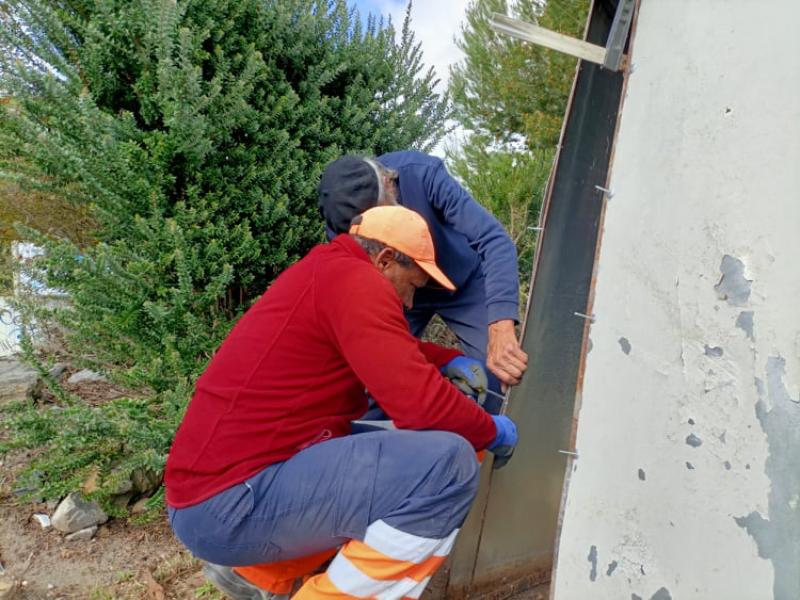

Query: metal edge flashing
<box><xmin>459</xmin><ymin>0</ymin><xmax>632</xmax><ymax>597</ymax></box>
<box><xmin>440</xmin><ymin>5</ymin><xmax>595</xmax><ymax>594</ymax></box>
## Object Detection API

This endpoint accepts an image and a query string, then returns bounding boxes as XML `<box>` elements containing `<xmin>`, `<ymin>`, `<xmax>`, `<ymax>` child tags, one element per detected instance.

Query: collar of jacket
<box><xmin>331</xmin><ymin>233</ymin><xmax>373</xmax><ymax>264</ymax></box>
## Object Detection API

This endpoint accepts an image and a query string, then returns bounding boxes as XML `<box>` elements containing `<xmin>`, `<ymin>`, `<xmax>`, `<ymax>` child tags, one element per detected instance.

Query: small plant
<box><xmin>195</xmin><ymin>582</ymin><xmax>224</xmax><ymax>599</ymax></box>
<box><xmin>0</xmin><ymin>392</ymin><xmax>178</xmax><ymax>514</ymax></box>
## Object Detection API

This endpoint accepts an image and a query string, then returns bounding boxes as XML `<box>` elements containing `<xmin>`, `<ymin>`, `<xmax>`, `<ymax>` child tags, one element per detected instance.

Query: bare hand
<box><xmin>486</xmin><ymin>320</ymin><xmax>528</xmax><ymax>386</ymax></box>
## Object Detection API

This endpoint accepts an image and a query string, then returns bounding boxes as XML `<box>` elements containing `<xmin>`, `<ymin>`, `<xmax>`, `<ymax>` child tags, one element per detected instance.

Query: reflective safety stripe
<box><xmin>363</xmin><ymin>520</ymin><xmax>459</xmax><ymax>562</ymax></box>
<box><xmin>294</xmin><ymin>521</ymin><xmax>457</xmax><ymax>599</ymax></box>
<box><xmin>391</xmin><ymin>576</ymin><xmax>433</xmax><ymax>600</ymax></box>
<box><xmin>327</xmin><ymin>554</ymin><xmax>427</xmax><ymax>599</ymax></box>
<box><xmin>376</xmin><ymin>576</ymin><xmax>431</xmax><ymax>600</ymax></box>
<box><xmin>341</xmin><ymin>540</ymin><xmax>445</xmax><ymax>582</ymax></box>
<box><xmin>292</xmin><ymin>572</ymin><xmax>348</xmax><ymax>599</ymax></box>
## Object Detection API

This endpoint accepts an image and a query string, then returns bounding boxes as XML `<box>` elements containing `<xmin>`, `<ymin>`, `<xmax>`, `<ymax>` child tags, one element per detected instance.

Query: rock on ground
<box><xmin>66</xmin><ymin>369</ymin><xmax>107</xmax><ymax>385</ymax></box>
<box><xmin>51</xmin><ymin>493</ymin><xmax>108</xmax><ymax>534</ymax></box>
<box><xmin>47</xmin><ymin>363</ymin><xmax>67</xmax><ymax>380</ymax></box>
<box><xmin>31</xmin><ymin>514</ymin><xmax>51</xmax><ymax>529</ymax></box>
<box><xmin>64</xmin><ymin>525</ymin><xmax>98</xmax><ymax>542</ymax></box>
<box><xmin>0</xmin><ymin>358</ymin><xmax>39</xmax><ymax>406</ymax></box>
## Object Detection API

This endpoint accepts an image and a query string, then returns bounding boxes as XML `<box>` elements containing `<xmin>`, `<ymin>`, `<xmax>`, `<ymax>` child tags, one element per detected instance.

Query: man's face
<box><xmin>374</xmin><ymin>249</ymin><xmax>429</xmax><ymax>309</ymax></box>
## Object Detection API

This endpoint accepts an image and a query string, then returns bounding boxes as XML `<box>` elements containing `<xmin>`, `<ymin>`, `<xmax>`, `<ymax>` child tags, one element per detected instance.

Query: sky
<box><xmin>350</xmin><ymin>0</ymin><xmax>473</xmax><ymax>155</ymax></box>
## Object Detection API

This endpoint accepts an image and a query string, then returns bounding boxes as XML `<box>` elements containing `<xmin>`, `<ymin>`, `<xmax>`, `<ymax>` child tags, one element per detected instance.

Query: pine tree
<box><xmin>447</xmin><ymin>0</ymin><xmax>588</xmax><ymax>287</ymax></box>
<box><xmin>0</xmin><ymin>0</ymin><xmax>450</xmax><ymax>509</ymax></box>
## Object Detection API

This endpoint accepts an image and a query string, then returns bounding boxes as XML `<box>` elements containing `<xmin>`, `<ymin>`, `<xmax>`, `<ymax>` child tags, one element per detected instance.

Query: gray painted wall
<box><xmin>551</xmin><ymin>1</ymin><xmax>800</xmax><ymax>599</ymax></box>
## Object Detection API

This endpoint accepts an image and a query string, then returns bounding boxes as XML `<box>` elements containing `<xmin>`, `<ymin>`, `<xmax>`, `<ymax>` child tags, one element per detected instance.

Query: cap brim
<box><xmin>416</xmin><ymin>260</ymin><xmax>456</xmax><ymax>291</ymax></box>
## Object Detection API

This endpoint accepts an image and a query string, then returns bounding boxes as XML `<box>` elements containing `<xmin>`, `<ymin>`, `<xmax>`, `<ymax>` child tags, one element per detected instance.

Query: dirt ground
<box><xmin>0</xmin><ymin>361</ymin><xmax>549</xmax><ymax>600</ymax></box>
<box><xmin>0</xmin><ymin>486</ymin><xmax>549</xmax><ymax>600</ymax></box>
<box><xmin>0</xmin><ymin>478</ymin><xmax>213</xmax><ymax>600</ymax></box>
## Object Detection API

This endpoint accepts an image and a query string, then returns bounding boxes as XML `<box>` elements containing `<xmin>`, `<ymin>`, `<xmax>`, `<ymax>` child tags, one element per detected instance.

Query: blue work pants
<box><xmin>168</xmin><ymin>430</ymin><xmax>480</xmax><ymax>567</ymax></box>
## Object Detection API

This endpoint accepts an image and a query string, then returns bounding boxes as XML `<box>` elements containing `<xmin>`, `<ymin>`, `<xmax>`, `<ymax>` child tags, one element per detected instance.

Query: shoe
<box><xmin>202</xmin><ymin>563</ymin><xmax>288</xmax><ymax>600</ymax></box>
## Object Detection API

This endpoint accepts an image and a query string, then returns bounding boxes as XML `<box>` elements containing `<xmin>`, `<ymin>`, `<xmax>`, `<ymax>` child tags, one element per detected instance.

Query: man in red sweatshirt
<box><xmin>165</xmin><ymin>206</ymin><xmax>518</xmax><ymax>599</ymax></box>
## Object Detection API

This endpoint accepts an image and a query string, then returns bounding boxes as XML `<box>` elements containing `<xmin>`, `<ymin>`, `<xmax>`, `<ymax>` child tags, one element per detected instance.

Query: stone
<box><xmin>131</xmin><ymin>468</ymin><xmax>162</xmax><ymax>495</ymax></box>
<box><xmin>64</xmin><ymin>525</ymin><xmax>97</xmax><ymax>542</ymax></box>
<box><xmin>47</xmin><ymin>363</ymin><xmax>67</xmax><ymax>380</ymax></box>
<box><xmin>131</xmin><ymin>497</ymin><xmax>150</xmax><ymax>514</ymax></box>
<box><xmin>32</xmin><ymin>513</ymin><xmax>51</xmax><ymax>529</ymax></box>
<box><xmin>0</xmin><ymin>358</ymin><xmax>39</xmax><ymax>405</ymax></box>
<box><xmin>66</xmin><ymin>369</ymin><xmax>107</xmax><ymax>385</ymax></box>
<box><xmin>51</xmin><ymin>493</ymin><xmax>108</xmax><ymax>534</ymax></box>
<box><xmin>111</xmin><ymin>492</ymin><xmax>133</xmax><ymax>511</ymax></box>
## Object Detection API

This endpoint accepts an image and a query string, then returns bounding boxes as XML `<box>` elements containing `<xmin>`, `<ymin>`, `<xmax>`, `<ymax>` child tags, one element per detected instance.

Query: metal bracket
<box><xmin>604</xmin><ymin>0</ymin><xmax>636</xmax><ymax>70</ymax></box>
<box><xmin>489</xmin><ymin>0</ymin><xmax>635</xmax><ymax>72</ymax></box>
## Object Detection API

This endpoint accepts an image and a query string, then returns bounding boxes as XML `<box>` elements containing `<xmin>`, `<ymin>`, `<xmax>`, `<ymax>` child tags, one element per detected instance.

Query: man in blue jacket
<box><xmin>319</xmin><ymin>151</ymin><xmax>528</xmax><ymax>401</ymax></box>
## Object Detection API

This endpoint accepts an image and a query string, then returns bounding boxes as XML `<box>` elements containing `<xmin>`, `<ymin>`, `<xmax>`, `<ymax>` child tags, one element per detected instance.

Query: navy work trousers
<box><xmin>168</xmin><ymin>430</ymin><xmax>480</xmax><ymax>567</ymax></box>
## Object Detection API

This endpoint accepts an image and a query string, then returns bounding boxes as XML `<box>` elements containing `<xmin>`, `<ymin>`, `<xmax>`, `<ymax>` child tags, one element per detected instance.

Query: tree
<box><xmin>0</xmin><ymin>0</ymin><xmax>450</xmax><ymax>508</ymax></box>
<box><xmin>447</xmin><ymin>0</ymin><xmax>589</xmax><ymax>289</ymax></box>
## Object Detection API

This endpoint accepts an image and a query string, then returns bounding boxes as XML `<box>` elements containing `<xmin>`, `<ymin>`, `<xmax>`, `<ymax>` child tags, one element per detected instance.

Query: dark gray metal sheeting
<box><xmin>444</xmin><ymin>1</ymin><xmax>628</xmax><ymax>595</ymax></box>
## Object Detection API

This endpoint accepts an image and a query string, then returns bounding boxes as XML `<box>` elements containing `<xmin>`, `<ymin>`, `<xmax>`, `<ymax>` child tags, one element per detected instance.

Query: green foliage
<box><xmin>450</xmin><ymin>0</ymin><xmax>588</xmax><ymax>148</ymax></box>
<box><xmin>447</xmin><ymin>0</ymin><xmax>589</xmax><ymax>296</ymax></box>
<box><xmin>448</xmin><ymin>143</ymin><xmax>553</xmax><ymax>289</ymax></box>
<box><xmin>0</xmin><ymin>0</ymin><xmax>449</xmax><ymax>506</ymax></box>
<box><xmin>1</xmin><ymin>391</ymin><xmax>180</xmax><ymax>515</ymax></box>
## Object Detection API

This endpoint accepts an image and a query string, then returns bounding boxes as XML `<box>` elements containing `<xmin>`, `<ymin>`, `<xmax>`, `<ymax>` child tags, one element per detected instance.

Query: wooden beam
<box><xmin>490</xmin><ymin>13</ymin><xmax>607</xmax><ymax>66</ymax></box>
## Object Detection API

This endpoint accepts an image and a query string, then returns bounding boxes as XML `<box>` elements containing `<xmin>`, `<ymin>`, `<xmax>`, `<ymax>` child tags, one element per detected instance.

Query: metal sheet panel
<box><xmin>469</xmin><ymin>2</ymin><xmax>625</xmax><ymax>590</ymax></box>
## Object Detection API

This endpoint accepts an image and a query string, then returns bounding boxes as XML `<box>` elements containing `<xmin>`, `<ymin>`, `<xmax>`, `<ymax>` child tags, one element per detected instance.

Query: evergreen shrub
<box><xmin>0</xmin><ymin>0</ymin><xmax>449</xmax><ymax>510</ymax></box>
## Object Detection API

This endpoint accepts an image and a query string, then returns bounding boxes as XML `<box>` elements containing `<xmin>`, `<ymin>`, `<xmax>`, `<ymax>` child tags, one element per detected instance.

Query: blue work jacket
<box><xmin>378</xmin><ymin>151</ymin><xmax>519</xmax><ymax>324</ymax></box>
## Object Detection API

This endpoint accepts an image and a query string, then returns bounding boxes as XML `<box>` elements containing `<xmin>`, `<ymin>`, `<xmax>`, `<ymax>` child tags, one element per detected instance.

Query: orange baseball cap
<box><xmin>349</xmin><ymin>206</ymin><xmax>456</xmax><ymax>291</ymax></box>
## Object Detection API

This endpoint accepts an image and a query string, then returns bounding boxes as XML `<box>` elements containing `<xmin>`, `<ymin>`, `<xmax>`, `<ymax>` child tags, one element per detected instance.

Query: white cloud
<box><xmin>375</xmin><ymin>0</ymin><xmax>473</xmax><ymax>156</ymax></box>
<box><xmin>382</xmin><ymin>1</ymin><xmax>470</xmax><ymax>90</ymax></box>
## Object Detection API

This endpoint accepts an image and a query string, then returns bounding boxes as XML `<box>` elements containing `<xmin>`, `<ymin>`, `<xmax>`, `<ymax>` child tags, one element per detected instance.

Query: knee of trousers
<box><xmin>417</xmin><ymin>431</ymin><xmax>482</xmax><ymax>518</ymax></box>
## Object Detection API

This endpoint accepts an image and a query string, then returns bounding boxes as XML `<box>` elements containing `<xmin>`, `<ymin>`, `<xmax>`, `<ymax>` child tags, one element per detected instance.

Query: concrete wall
<box><xmin>551</xmin><ymin>1</ymin><xmax>800</xmax><ymax>599</ymax></box>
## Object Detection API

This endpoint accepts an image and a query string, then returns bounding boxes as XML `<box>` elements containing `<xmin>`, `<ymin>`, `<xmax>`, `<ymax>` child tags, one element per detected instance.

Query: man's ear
<box><xmin>374</xmin><ymin>247</ymin><xmax>395</xmax><ymax>272</ymax></box>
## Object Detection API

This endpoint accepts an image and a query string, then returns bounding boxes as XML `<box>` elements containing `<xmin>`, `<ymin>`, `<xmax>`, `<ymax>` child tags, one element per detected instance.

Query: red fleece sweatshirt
<box><xmin>165</xmin><ymin>234</ymin><xmax>497</xmax><ymax>507</ymax></box>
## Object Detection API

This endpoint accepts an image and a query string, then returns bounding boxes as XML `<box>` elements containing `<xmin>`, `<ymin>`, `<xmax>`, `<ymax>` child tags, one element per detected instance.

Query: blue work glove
<box><xmin>441</xmin><ymin>356</ymin><xmax>489</xmax><ymax>407</ymax></box>
<box><xmin>489</xmin><ymin>415</ymin><xmax>518</xmax><ymax>470</ymax></box>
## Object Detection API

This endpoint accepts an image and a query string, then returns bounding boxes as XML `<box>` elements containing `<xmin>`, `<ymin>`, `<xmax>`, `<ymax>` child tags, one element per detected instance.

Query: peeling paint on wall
<box><xmin>550</xmin><ymin>2</ymin><xmax>799</xmax><ymax>598</ymax></box>
<box><xmin>735</xmin><ymin>357</ymin><xmax>800</xmax><ymax>600</ymax></box>
<box><xmin>650</xmin><ymin>588</ymin><xmax>672</xmax><ymax>600</ymax></box>
<box><xmin>766</xmin><ymin>356</ymin><xmax>799</xmax><ymax>405</ymax></box>
<box><xmin>714</xmin><ymin>255</ymin><xmax>752</xmax><ymax>306</ymax></box>
<box><xmin>607</xmin><ymin>561</ymin><xmax>618</xmax><ymax>576</ymax></box>
<box><xmin>588</xmin><ymin>545</ymin><xmax>598</xmax><ymax>582</ymax></box>
<box><xmin>685</xmin><ymin>434</ymin><xmax>702</xmax><ymax>448</ymax></box>
<box><xmin>736</xmin><ymin>311</ymin><xmax>754</xmax><ymax>340</ymax></box>
<box><xmin>619</xmin><ymin>337</ymin><xmax>632</xmax><ymax>354</ymax></box>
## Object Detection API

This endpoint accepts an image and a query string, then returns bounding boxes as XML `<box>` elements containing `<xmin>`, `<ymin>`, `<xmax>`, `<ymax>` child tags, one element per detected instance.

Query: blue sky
<box><xmin>350</xmin><ymin>0</ymin><xmax>403</xmax><ymax>21</ymax></box>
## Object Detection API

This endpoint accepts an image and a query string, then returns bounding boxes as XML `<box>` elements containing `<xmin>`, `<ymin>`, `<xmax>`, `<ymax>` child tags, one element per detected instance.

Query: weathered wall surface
<box><xmin>551</xmin><ymin>1</ymin><xmax>800</xmax><ymax>599</ymax></box>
